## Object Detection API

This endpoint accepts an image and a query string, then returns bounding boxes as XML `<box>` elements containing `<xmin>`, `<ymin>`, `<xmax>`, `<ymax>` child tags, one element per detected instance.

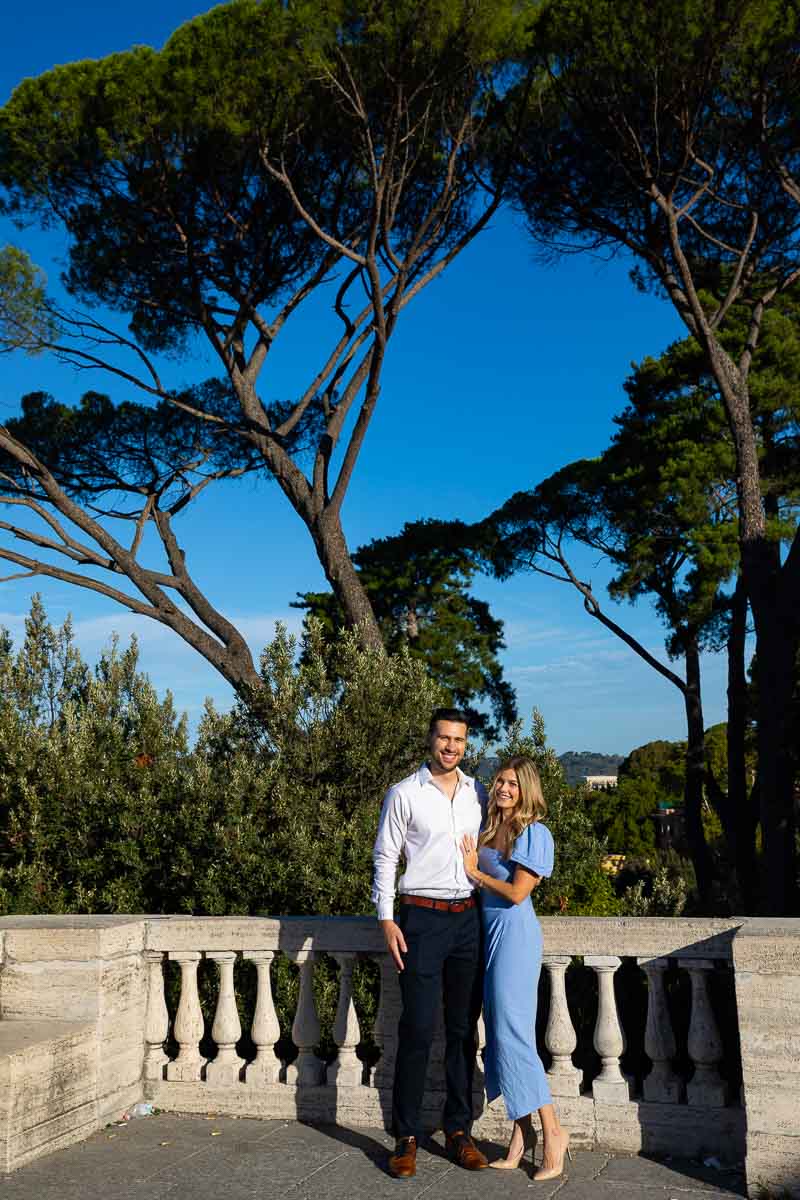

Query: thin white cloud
<box><xmin>509</xmin><ymin>647</ymin><xmax>638</xmax><ymax>677</ymax></box>
<box><xmin>0</xmin><ymin>610</ymin><xmax>26</xmax><ymax>631</ymax></box>
<box><xmin>0</xmin><ymin>605</ymin><xmax>306</xmax><ymax>725</ymax></box>
<box><xmin>502</xmin><ymin>619</ymin><xmax>575</xmax><ymax>648</ymax></box>
<box><xmin>502</xmin><ymin>615</ymin><xmax>660</xmax><ymax>659</ymax></box>
<box><xmin>69</xmin><ymin>608</ymin><xmax>302</xmax><ymax>656</ymax></box>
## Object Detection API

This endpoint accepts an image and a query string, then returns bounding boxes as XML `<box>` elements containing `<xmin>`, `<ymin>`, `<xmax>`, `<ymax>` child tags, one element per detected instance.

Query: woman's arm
<box><xmin>460</xmin><ymin>834</ymin><xmax>541</xmax><ymax>905</ymax></box>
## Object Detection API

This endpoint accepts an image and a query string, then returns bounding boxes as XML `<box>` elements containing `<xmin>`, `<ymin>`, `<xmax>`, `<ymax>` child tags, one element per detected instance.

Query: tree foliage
<box><xmin>582</xmin><ymin>741</ymin><xmax>685</xmax><ymax>861</ymax></box>
<box><xmin>475</xmin><ymin>276</ymin><xmax>800</xmax><ymax>909</ymax></box>
<box><xmin>0</xmin><ymin>0</ymin><xmax>533</xmax><ymax>668</ymax></box>
<box><xmin>0</xmin><ymin>246</ymin><xmax>55</xmax><ymax>352</ymax></box>
<box><xmin>619</xmin><ymin>740</ymin><xmax>686</xmax><ymax>800</ymax></box>
<box><xmin>506</xmin><ymin>0</ymin><xmax>800</xmax><ymax>309</ymax></box>
<box><xmin>296</xmin><ymin>519</ymin><xmax>517</xmax><ymax>738</ymax></box>
<box><xmin>0</xmin><ymin>597</ymin><xmax>191</xmax><ymax>913</ymax></box>
<box><xmin>474</xmin><ymin>370</ymin><xmax>738</xmax><ymax>897</ymax></box>
<box><xmin>0</xmin><ymin>600</ymin><xmax>446</xmax><ymax>915</ymax></box>
<box><xmin>503</xmin><ymin>0</ymin><xmax>800</xmax><ymax>912</ymax></box>
<box><xmin>0</xmin><ymin>596</ymin><xmax>620</xmax><ymax>921</ymax></box>
<box><xmin>488</xmin><ymin>711</ymin><xmax>620</xmax><ymax>916</ymax></box>
<box><xmin>482</xmin><ymin>279</ymin><xmax>800</xmax><ymax>655</ymax></box>
<box><xmin>1</xmin><ymin>384</ymin><xmax>322</xmax><ymax>509</ymax></box>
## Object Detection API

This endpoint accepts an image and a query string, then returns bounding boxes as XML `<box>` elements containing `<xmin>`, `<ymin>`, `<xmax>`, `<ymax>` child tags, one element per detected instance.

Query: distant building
<box><xmin>600</xmin><ymin>853</ymin><xmax>626</xmax><ymax>875</ymax></box>
<box><xmin>559</xmin><ymin>751</ymin><xmax>624</xmax><ymax>787</ymax></box>
<box><xmin>583</xmin><ymin>774</ymin><xmax>618</xmax><ymax>790</ymax></box>
<box><xmin>651</xmin><ymin>801</ymin><xmax>686</xmax><ymax>851</ymax></box>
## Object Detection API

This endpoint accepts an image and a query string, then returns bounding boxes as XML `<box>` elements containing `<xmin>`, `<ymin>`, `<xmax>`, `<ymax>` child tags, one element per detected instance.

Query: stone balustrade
<box><xmin>142</xmin><ymin>915</ymin><xmax>745</xmax><ymax>1150</ymax></box>
<box><xmin>0</xmin><ymin>914</ymin><xmax>798</xmax><ymax>1196</ymax></box>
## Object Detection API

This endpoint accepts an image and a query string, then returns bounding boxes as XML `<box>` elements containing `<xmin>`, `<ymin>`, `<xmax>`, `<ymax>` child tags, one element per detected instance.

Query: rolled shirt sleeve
<box><xmin>509</xmin><ymin>821</ymin><xmax>554</xmax><ymax>878</ymax></box>
<box><xmin>371</xmin><ymin>785</ymin><xmax>409</xmax><ymax>920</ymax></box>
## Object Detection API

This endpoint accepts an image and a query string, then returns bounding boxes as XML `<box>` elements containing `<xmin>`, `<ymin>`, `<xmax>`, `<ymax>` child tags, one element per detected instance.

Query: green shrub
<box><xmin>487</xmin><ymin>711</ymin><xmax>621</xmax><ymax>916</ymax></box>
<box><xmin>0</xmin><ymin>605</ymin><xmax>445</xmax><ymax>918</ymax></box>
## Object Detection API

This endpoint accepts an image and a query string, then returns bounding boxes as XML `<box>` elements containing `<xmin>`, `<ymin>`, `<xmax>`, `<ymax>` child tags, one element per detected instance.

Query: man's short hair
<box><xmin>428</xmin><ymin>707</ymin><xmax>470</xmax><ymax>736</ymax></box>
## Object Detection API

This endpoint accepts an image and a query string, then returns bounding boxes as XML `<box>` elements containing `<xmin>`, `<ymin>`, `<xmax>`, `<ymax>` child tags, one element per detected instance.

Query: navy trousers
<box><xmin>392</xmin><ymin>903</ymin><xmax>482</xmax><ymax>1138</ymax></box>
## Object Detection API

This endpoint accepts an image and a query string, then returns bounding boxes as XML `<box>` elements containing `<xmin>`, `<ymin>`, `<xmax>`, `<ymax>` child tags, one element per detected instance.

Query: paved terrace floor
<box><xmin>0</xmin><ymin>1117</ymin><xmax>747</xmax><ymax>1200</ymax></box>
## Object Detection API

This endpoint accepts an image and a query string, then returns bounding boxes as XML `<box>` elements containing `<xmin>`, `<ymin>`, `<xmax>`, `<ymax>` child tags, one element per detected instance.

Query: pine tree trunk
<box><xmin>726</xmin><ymin>576</ymin><xmax>757</xmax><ymax>912</ymax></box>
<box><xmin>683</xmin><ymin>637</ymin><xmax>714</xmax><ymax>906</ymax></box>
<box><xmin>712</xmin><ymin>358</ymin><xmax>797</xmax><ymax>915</ymax></box>
<box><xmin>312</xmin><ymin>512</ymin><xmax>384</xmax><ymax>652</ymax></box>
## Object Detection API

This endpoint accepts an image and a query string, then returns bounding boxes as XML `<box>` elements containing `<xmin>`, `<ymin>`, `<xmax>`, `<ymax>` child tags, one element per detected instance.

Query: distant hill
<box><xmin>558</xmin><ymin>751</ymin><xmax>623</xmax><ymax>788</ymax></box>
<box><xmin>476</xmin><ymin>750</ymin><xmax>623</xmax><ymax>787</ymax></box>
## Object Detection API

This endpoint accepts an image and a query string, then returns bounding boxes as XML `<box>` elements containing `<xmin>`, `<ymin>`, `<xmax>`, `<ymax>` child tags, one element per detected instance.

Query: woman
<box><xmin>460</xmin><ymin>755</ymin><xmax>570</xmax><ymax>1179</ymax></box>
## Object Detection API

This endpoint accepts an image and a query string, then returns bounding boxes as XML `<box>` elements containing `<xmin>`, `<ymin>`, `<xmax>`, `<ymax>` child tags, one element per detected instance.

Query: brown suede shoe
<box><xmin>389</xmin><ymin>1136</ymin><xmax>417</xmax><ymax>1178</ymax></box>
<box><xmin>445</xmin><ymin>1131</ymin><xmax>489</xmax><ymax>1170</ymax></box>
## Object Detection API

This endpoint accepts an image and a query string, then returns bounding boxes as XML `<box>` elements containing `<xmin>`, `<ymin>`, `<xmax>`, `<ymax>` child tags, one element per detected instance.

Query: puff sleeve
<box><xmin>509</xmin><ymin>821</ymin><xmax>554</xmax><ymax>878</ymax></box>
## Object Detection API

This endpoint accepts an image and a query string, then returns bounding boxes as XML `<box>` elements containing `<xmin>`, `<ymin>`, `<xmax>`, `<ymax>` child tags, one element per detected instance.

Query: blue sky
<box><xmin>0</xmin><ymin>3</ymin><xmax>730</xmax><ymax>756</ymax></box>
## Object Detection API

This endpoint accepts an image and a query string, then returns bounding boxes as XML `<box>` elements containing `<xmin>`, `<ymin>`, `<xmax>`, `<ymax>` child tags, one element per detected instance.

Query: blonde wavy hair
<box><xmin>479</xmin><ymin>755</ymin><xmax>547</xmax><ymax>851</ymax></box>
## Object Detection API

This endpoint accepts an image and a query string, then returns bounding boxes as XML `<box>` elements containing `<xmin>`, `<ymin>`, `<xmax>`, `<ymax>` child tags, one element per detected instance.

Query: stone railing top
<box><xmin>144</xmin><ymin>914</ymin><xmax>748</xmax><ymax>958</ymax></box>
<box><xmin>0</xmin><ymin>915</ymin><xmax>148</xmax><ymax>963</ymax></box>
<box><xmin>731</xmin><ymin>917</ymin><xmax>800</xmax><ymax>973</ymax></box>
<box><xmin>0</xmin><ymin>912</ymin><xmax>781</xmax><ymax>960</ymax></box>
<box><xmin>0</xmin><ymin>913</ymin><xmax>797</xmax><ymax>965</ymax></box>
<box><xmin>541</xmin><ymin>916</ymin><xmax>744</xmax><ymax>960</ymax></box>
<box><xmin>0</xmin><ymin>915</ymin><xmax>148</xmax><ymax>928</ymax></box>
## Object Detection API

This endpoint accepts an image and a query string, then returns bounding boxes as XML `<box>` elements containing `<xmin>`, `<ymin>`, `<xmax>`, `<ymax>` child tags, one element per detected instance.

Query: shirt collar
<box><xmin>419</xmin><ymin>763</ymin><xmax>466</xmax><ymax>789</ymax></box>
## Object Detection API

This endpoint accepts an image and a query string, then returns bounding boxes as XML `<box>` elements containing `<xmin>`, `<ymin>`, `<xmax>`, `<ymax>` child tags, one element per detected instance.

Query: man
<box><xmin>372</xmin><ymin>707</ymin><xmax>489</xmax><ymax>1179</ymax></box>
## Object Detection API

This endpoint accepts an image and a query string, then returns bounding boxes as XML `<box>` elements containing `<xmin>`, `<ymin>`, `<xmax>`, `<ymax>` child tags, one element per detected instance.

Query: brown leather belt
<box><xmin>400</xmin><ymin>894</ymin><xmax>477</xmax><ymax>913</ymax></box>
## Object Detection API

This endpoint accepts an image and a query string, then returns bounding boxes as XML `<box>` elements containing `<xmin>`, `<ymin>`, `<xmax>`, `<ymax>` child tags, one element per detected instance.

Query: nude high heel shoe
<box><xmin>489</xmin><ymin>1131</ymin><xmax>536</xmax><ymax>1170</ymax></box>
<box><xmin>532</xmin><ymin>1130</ymin><xmax>571</xmax><ymax>1181</ymax></box>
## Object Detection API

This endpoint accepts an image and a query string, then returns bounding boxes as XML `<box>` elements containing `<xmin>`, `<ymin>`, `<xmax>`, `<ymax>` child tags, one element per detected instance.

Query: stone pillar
<box><xmin>166</xmin><ymin>951</ymin><xmax>206</xmax><ymax>1082</ymax></box>
<box><xmin>243</xmin><ymin>950</ymin><xmax>282</xmax><ymax>1084</ymax></box>
<box><xmin>286</xmin><ymin>951</ymin><xmax>325</xmax><ymax>1086</ymax></box>
<box><xmin>732</xmin><ymin>920</ymin><xmax>800</xmax><ymax>1197</ymax></box>
<box><xmin>543</xmin><ymin>956</ymin><xmax>581</xmax><ymax>1097</ymax></box>
<box><xmin>143</xmin><ymin>950</ymin><xmax>170</xmax><ymax>1082</ymax></box>
<box><xmin>206</xmin><ymin>951</ymin><xmax>245</xmax><ymax>1085</ymax></box>
<box><xmin>639</xmin><ymin>957</ymin><xmax>683</xmax><ymax>1103</ymax></box>
<box><xmin>328</xmin><ymin>953</ymin><xmax>363</xmax><ymax>1087</ymax></box>
<box><xmin>586</xmin><ymin>955</ymin><xmax>630</xmax><ymax>1103</ymax></box>
<box><xmin>682</xmin><ymin>958</ymin><xmax>727</xmax><ymax>1107</ymax></box>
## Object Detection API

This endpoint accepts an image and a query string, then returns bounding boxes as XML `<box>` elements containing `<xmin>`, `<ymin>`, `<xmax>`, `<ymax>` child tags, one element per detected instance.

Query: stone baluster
<box><xmin>166</xmin><ymin>951</ymin><xmax>207</xmax><ymax>1082</ymax></box>
<box><xmin>286</xmin><ymin>950</ymin><xmax>325</xmax><ymax>1086</ymax></box>
<box><xmin>543</xmin><ymin>956</ymin><xmax>581</xmax><ymax>1097</ymax></box>
<box><xmin>243</xmin><ymin>950</ymin><xmax>282</xmax><ymax>1084</ymax></box>
<box><xmin>586</xmin><ymin>955</ymin><xmax>630</xmax><ymax>1103</ymax></box>
<box><xmin>143</xmin><ymin>950</ymin><xmax>170</xmax><ymax>1081</ymax></box>
<box><xmin>683</xmin><ymin>958</ymin><xmax>728</xmax><ymax>1107</ymax></box>
<box><xmin>472</xmin><ymin>1008</ymin><xmax>487</xmax><ymax>1104</ymax></box>
<box><xmin>474</xmin><ymin>1012</ymin><xmax>489</xmax><ymax>1051</ymax></box>
<box><xmin>475</xmin><ymin>1010</ymin><xmax>487</xmax><ymax>1059</ymax></box>
<box><xmin>206</xmin><ymin>951</ymin><xmax>246</xmax><ymax>1085</ymax></box>
<box><xmin>372</xmin><ymin>954</ymin><xmax>402</xmax><ymax>1089</ymax></box>
<box><xmin>638</xmin><ymin>957</ymin><xmax>683</xmax><ymax>1103</ymax></box>
<box><xmin>328</xmin><ymin>952</ymin><xmax>363</xmax><ymax>1087</ymax></box>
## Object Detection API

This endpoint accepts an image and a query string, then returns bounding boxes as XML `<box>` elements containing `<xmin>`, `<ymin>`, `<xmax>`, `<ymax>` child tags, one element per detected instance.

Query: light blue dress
<box><xmin>479</xmin><ymin>822</ymin><xmax>555</xmax><ymax>1120</ymax></box>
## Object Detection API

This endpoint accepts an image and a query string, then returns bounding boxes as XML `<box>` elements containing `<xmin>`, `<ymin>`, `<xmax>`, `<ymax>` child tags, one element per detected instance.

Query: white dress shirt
<box><xmin>372</xmin><ymin>764</ymin><xmax>488</xmax><ymax>920</ymax></box>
